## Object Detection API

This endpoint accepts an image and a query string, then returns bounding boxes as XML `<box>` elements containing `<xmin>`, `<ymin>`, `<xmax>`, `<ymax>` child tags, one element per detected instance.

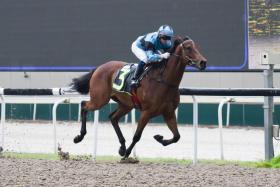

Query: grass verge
<box><xmin>255</xmin><ymin>155</ymin><xmax>280</xmax><ymax>168</ymax></box>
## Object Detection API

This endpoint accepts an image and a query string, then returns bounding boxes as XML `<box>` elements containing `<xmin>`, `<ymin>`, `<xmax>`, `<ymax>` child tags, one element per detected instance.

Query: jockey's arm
<box><xmin>146</xmin><ymin>50</ymin><xmax>162</xmax><ymax>62</ymax></box>
<box><xmin>142</xmin><ymin>41</ymin><xmax>161</xmax><ymax>62</ymax></box>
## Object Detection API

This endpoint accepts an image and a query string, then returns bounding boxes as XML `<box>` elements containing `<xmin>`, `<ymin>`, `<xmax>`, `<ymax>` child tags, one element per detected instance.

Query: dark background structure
<box><xmin>0</xmin><ymin>0</ymin><xmax>246</xmax><ymax>71</ymax></box>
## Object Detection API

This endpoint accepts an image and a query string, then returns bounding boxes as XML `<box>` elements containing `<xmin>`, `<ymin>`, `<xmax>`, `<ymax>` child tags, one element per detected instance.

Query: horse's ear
<box><xmin>168</xmin><ymin>36</ymin><xmax>182</xmax><ymax>53</ymax></box>
<box><xmin>173</xmin><ymin>35</ymin><xmax>183</xmax><ymax>46</ymax></box>
<box><xmin>173</xmin><ymin>39</ymin><xmax>181</xmax><ymax>47</ymax></box>
<box><xmin>184</xmin><ymin>36</ymin><xmax>191</xmax><ymax>41</ymax></box>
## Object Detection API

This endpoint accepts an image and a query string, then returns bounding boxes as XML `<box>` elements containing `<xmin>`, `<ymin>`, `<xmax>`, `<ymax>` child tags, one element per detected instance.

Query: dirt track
<box><xmin>1</xmin><ymin>158</ymin><xmax>279</xmax><ymax>187</ymax></box>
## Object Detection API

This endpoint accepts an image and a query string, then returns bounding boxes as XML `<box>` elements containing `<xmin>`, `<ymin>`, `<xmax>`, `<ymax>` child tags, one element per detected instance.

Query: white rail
<box><xmin>1</xmin><ymin>94</ymin><xmax>280</xmax><ymax>163</ymax></box>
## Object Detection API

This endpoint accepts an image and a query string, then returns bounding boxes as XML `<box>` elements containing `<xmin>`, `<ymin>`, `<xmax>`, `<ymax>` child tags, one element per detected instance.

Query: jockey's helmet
<box><xmin>158</xmin><ymin>25</ymin><xmax>174</xmax><ymax>39</ymax></box>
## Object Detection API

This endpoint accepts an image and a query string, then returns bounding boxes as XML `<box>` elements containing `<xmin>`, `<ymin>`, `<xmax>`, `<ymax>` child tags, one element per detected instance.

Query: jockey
<box><xmin>131</xmin><ymin>25</ymin><xmax>174</xmax><ymax>87</ymax></box>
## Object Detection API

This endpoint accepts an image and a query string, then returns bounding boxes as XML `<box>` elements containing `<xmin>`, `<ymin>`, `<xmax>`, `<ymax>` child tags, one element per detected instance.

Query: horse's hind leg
<box><xmin>74</xmin><ymin>96</ymin><xmax>109</xmax><ymax>143</ymax></box>
<box><xmin>154</xmin><ymin>111</ymin><xmax>180</xmax><ymax>146</ymax></box>
<box><xmin>74</xmin><ymin>101</ymin><xmax>88</xmax><ymax>143</ymax></box>
<box><xmin>109</xmin><ymin>104</ymin><xmax>132</xmax><ymax>156</ymax></box>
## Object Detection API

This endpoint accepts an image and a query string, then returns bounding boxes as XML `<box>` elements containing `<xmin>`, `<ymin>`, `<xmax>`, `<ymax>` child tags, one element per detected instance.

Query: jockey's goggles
<box><xmin>160</xmin><ymin>36</ymin><xmax>171</xmax><ymax>40</ymax></box>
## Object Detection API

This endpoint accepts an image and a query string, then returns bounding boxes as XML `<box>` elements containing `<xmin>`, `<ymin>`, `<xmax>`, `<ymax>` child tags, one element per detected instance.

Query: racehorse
<box><xmin>71</xmin><ymin>36</ymin><xmax>207</xmax><ymax>159</ymax></box>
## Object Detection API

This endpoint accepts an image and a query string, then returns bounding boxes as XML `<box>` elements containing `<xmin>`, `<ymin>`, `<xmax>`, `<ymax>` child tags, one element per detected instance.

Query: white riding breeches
<box><xmin>131</xmin><ymin>41</ymin><xmax>148</xmax><ymax>63</ymax></box>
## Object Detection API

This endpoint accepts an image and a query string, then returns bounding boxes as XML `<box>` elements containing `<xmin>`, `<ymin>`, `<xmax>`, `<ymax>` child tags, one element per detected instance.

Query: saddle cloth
<box><xmin>112</xmin><ymin>64</ymin><xmax>137</xmax><ymax>95</ymax></box>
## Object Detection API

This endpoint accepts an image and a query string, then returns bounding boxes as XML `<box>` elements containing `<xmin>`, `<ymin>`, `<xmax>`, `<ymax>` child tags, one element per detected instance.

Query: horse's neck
<box><xmin>163</xmin><ymin>55</ymin><xmax>186</xmax><ymax>87</ymax></box>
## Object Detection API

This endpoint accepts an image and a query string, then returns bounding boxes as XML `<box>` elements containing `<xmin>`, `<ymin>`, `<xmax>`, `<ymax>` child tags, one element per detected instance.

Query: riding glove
<box><xmin>160</xmin><ymin>52</ymin><xmax>170</xmax><ymax>59</ymax></box>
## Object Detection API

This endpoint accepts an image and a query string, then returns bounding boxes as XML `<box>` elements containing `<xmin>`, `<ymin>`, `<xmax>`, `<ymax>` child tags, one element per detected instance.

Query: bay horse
<box><xmin>71</xmin><ymin>36</ymin><xmax>207</xmax><ymax>159</ymax></box>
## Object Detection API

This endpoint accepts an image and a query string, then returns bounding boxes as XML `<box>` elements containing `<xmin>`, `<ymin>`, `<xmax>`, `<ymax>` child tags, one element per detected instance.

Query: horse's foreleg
<box><xmin>124</xmin><ymin>112</ymin><xmax>150</xmax><ymax>158</ymax></box>
<box><xmin>109</xmin><ymin>105</ymin><xmax>132</xmax><ymax>156</ymax></box>
<box><xmin>154</xmin><ymin>111</ymin><xmax>180</xmax><ymax>146</ymax></box>
<box><xmin>74</xmin><ymin>101</ymin><xmax>88</xmax><ymax>143</ymax></box>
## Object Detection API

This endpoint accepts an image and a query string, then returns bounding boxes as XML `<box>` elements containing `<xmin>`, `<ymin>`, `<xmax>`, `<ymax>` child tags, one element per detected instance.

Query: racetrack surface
<box><xmin>0</xmin><ymin>158</ymin><xmax>280</xmax><ymax>187</ymax></box>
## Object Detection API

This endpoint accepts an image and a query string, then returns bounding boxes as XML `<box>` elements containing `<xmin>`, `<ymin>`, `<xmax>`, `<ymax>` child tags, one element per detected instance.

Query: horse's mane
<box><xmin>168</xmin><ymin>35</ymin><xmax>191</xmax><ymax>54</ymax></box>
<box><xmin>168</xmin><ymin>35</ymin><xmax>183</xmax><ymax>54</ymax></box>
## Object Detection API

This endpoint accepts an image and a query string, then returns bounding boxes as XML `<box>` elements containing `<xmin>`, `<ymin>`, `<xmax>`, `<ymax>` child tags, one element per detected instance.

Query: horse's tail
<box><xmin>70</xmin><ymin>69</ymin><xmax>95</xmax><ymax>94</ymax></box>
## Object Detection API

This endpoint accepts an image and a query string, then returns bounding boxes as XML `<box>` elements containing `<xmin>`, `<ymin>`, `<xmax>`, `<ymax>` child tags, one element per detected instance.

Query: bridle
<box><xmin>172</xmin><ymin>43</ymin><xmax>196</xmax><ymax>66</ymax></box>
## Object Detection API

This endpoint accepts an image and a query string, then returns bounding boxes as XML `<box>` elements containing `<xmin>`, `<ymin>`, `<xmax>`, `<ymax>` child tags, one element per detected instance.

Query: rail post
<box><xmin>263</xmin><ymin>64</ymin><xmax>274</xmax><ymax>160</ymax></box>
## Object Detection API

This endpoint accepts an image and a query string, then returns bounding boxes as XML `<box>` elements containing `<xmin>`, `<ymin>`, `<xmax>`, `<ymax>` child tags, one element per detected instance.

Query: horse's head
<box><xmin>172</xmin><ymin>36</ymin><xmax>207</xmax><ymax>70</ymax></box>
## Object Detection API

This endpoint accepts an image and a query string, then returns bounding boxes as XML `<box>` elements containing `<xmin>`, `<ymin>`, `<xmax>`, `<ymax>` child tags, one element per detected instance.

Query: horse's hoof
<box><xmin>161</xmin><ymin>140</ymin><xmax>169</xmax><ymax>146</ymax></box>
<box><xmin>119</xmin><ymin>157</ymin><xmax>139</xmax><ymax>164</ymax></box>
<box><xmin>121</xmin><ymin>157</ymin><xmax>127</xmax><ymax>161</ymax></box>
<box><xmin>119</xmin><ymin>146</ymin><xmax>126</xmax><ymax>156</ymax></box>
<box><xmin>154</xmin><ymin>135</ymin><xmax>163</xmax><ymax>143</ymax></box>
<box><xmin>73</xmin><ymin>135</ymin><xmax>83</xmax><ymax>143</ymax></box>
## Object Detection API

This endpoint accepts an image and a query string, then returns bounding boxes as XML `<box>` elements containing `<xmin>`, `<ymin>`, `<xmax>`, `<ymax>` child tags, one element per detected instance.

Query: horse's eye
<box><xmin>185</xmin><ymin>47</ymin><xmax>192</xmax><ymax>51</ymax></box>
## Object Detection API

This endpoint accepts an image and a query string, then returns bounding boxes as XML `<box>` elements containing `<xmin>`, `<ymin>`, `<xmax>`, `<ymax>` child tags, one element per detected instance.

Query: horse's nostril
<box><xmin>200</xmin><ymin>61</ymin><xmax>207</xmax><ymax>70</ymax></box>
<box><xmin>200</xmin><ymin>61</ymin><xmax>207</xmax><ymax>66</ymax></box>
<box><xmin>201</xmin><ymin>60</ymin><xmax>207</xmax><ymax>64</ymax></box>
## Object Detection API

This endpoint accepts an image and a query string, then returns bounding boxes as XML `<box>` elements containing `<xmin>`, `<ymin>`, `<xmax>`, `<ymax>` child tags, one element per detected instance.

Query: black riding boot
<box><xmin>131</xmin><ymin>61</ymin><xmax>145</xmax><ymax>88</ymax></box>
